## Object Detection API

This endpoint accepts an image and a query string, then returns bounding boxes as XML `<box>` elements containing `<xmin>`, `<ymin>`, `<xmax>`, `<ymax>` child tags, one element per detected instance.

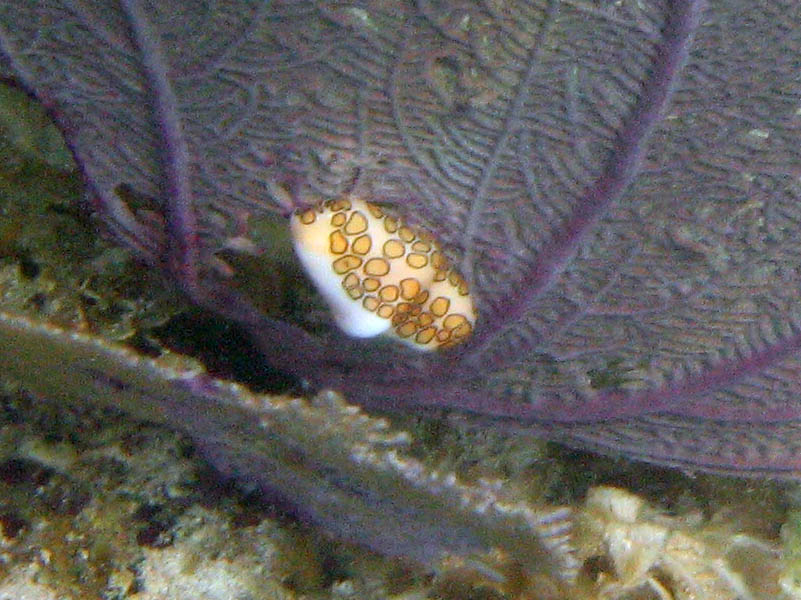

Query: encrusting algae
<box><xmin>2</xmin><ymin>306</ymin><xmax>799</xmax><ymax>600</ymax></box>
<box><xmin>0</xmin><ymin>308</ymin><xmax>580</xmax><ymax>597</ymax></box>
<box><xmin>291</xmin><ymin>196</ymin><xmax>476</xmax><ymax>350</ymax></box>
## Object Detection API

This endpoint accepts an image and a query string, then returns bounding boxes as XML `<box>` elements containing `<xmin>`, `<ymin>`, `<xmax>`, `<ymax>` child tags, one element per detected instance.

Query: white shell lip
<box><xmin>290</xmin><ymin>216</ymin><xmax>391</xmax><ymax>338</ymax></box>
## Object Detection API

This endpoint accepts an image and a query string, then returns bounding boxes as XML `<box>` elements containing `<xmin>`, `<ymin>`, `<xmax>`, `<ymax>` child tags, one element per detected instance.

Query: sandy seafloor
<box><xmin>0</xmin><ymin>82</ymin><xmax>799</xmax><ymax>600</ymax></box>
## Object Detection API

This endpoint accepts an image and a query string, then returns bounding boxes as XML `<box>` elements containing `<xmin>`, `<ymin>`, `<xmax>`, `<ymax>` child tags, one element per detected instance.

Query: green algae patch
<box><xmin>0</xmin><ymin>82</ymin><xmax>184</xmax><ymax>342</ymax></box>
<box><xmin>0</xmin><ymin>81</ymin><xmax>74</xmax><ymax>170</ymax></box>
<box><xmin>782</xmin><ymin>509</ymin><xmax>801</xmax><ymax>598</ymax></box>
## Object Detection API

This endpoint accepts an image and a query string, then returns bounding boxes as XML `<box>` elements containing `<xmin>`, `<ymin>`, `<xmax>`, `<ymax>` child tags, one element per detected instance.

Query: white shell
<box><xmin>290</xmin><ymin>215</ymin><xmax>391</xmax><ymax>337</ymax></box>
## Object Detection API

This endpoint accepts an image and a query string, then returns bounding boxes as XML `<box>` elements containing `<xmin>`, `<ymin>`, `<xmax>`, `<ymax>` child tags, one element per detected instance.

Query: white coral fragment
<box><xmin>575</xmin><ymin>486</ymin><xmax>783</xmax><ymax>600</ymax></box>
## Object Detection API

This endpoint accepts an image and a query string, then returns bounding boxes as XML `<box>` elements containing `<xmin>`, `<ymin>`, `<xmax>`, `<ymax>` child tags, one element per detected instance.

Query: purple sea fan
<box><xmin>4</xmin><ymin>0</ymin><xmax>801</xmax><ymax>476</ymax></box>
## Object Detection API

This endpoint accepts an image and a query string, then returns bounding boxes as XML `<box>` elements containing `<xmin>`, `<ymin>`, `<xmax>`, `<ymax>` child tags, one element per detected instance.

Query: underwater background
<box><xmin>0</xmin><ymin>77</ymin><xmax>800</xmax><ymax>600</ymax></box>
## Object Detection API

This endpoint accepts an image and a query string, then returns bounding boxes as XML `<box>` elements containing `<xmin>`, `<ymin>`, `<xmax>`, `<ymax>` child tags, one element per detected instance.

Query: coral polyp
<box><xmin>290</xmin><ymin>197</ymin><xmax>475</xmax><ymax>350</ymax></box>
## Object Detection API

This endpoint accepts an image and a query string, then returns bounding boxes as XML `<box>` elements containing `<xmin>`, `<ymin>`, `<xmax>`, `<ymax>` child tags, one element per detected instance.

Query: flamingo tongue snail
<box><xmin>290</xmin><ymin>197</ymin><xmax>476</xmax><ymax>350</ymax></box>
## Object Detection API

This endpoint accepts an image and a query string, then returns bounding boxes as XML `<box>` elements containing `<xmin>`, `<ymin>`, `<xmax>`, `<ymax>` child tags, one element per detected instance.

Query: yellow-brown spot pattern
<box><xmin>330</xmin><ymin>230</ymin><xmax>348</xmax><ymax>255</ymax></box>
<box><xmin>291</xmin><ymin>196</ymin><xmax>477</xmax><ymax>350</ymax></box>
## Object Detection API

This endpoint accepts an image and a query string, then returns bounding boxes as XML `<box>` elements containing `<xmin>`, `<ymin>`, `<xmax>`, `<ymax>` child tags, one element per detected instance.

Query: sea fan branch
<box><xmin>466</xmin><ymin>0</ymin><xmax>705</xmax><ymax>353</ymax></box>
<box><xmin>119</xmin><ymin>0</ymin><xmax>199</xmax><ymax>292</ymax></box>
